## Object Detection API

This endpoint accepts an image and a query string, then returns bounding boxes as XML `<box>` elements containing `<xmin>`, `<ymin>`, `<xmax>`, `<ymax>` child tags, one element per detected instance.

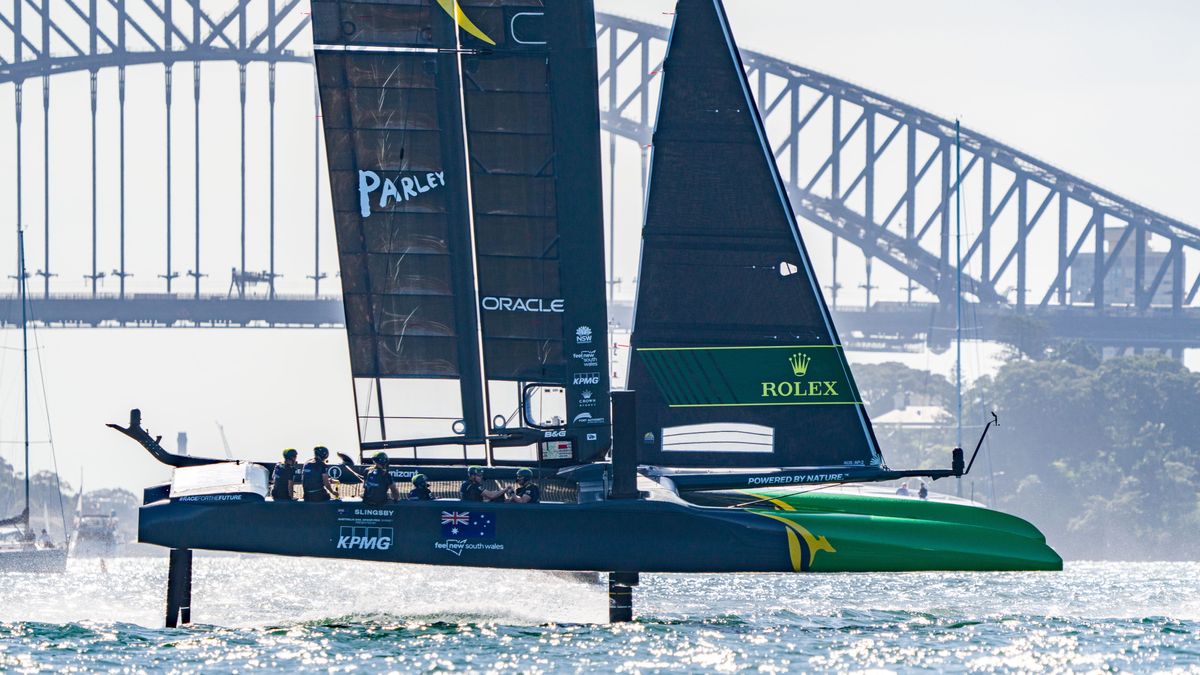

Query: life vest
<box><xmin>302</xmin><ymin>459</ymin><xmax>328</xmax><ymax>496</ymax></box>
<box><xmin>460</xmin><ymin>480</ymin><xmax>484</xmax><ymax>501</ymax></box>
<box><xmin>362</xmin><ymin>468</ymin><xmax>393</xmax><ymax>505</ymax></box>
<box><xmin>514</xmin><ymin>483</ymin><xmax>541</xmax><ymax>504</ymax></box>
<box><xmin>271</xmin><ymin>462</ymin><xmax>296</xmax><ymax>500</ymax></box>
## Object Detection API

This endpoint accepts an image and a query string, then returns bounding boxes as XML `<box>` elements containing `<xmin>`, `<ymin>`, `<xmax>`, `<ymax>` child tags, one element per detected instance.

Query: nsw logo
<box><xmin>437</xmin><ymin>539</ymin><xmax>468</xmax><ymax>557</ymax></box>
<box><xmin>336</xmin><ymin>526</ymin><xmax>393</xmax><ymax>551</ymax></box>
<box><xmin>575</xmin><ymin>326</ymin><xmax>593</xmax><ymax>344</ymax></box>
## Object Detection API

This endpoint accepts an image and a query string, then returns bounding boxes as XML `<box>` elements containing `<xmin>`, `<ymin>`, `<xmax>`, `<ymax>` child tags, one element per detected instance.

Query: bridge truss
<box><xmin>1</xmin><ymin>4</ymin><xmax>1197</xmax><ymax>353</ymax></box>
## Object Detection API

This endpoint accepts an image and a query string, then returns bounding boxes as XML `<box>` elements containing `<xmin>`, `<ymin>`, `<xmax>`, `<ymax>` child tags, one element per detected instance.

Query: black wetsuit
<box><xmin>362</xmin><ymin>467</ymin><xmax>395</xmax><ymax>506</ymax></box>
<box><xmin>513</xmin><ymin>483</ymin><xmax>541</xmax><ymax>504</ymax></box>
<box><xmin>460</xmin><ymin>480</ymin><xmax>484</xmax><ymax>502</ymax></box>
<box><xmin>302</xmin><ymin>459</ymin><xmax>331</xmax><ymax>502</ymax></box>
<box><xmin>271</xmin><ymin>462</ymin><xmax>297</xmax><ymax>501</ymax></box>
<box><xmin>408</xmin><ymin>485</ymin><xmax>434</xmax><ymax>501</ymax></box>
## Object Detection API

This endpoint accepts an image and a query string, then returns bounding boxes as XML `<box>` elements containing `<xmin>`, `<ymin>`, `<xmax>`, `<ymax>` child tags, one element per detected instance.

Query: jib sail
<box><xmin>628</xmin><ymin>0</ymin><xmax>884</xmax><ymax>470</ymax></box>
<box><xmin>313</xmin><ymin>1</ymin><xmax>610</xmax><ymax>465</ymax></box>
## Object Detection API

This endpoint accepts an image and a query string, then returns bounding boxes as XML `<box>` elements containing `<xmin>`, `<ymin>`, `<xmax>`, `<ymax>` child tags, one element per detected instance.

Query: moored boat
<box><xmin>1</xmin><ymin>229</ymin><xmax>68</xmax><ymax>574</ymax></box>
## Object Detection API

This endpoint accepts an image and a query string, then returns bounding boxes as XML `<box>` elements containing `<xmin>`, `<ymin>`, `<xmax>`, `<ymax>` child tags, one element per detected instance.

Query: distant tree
<box><xmin>0</xmin><ymin>457</ymin><xmax>17</xmax><ymax>519</ymax></box>
<box><xmin>852</xmin><ymin>362</ymin><xmax>957</xmax><ymax>472</ymax></box>
<box><xmin>971</xmin><ymin>352</ymin><xmax>1200</xmax><ymax>560</ymax></box>
<box><xmin>994</xmin><ymin>315</ymin><xmax>1053</xmax><ymax>360</ymax></box>
<box><xmin>1049</xmin><ymin>339</ymin><xmax>1101</xmax><ymax>369</ymax></box>
<box><xmin>854</xmin><ymin>361</ymin><xmax>955</xmax><ymax>415</ymax></box>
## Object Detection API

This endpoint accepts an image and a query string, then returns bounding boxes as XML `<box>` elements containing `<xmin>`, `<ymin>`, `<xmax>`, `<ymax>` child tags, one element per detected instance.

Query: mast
<box><xmin>448</xmin><ymin>0</ymin><xmax>493</xmax><ymax>462</ymax></box>
<box><xmin>18</xmin><ymin>227</ymin><xmax>30</xmax><ymax>529</ymax></box>
<box><xmin>954</xmin><ymin>119</ymin><xmax>963</xmax><ymax>497</ymax></box>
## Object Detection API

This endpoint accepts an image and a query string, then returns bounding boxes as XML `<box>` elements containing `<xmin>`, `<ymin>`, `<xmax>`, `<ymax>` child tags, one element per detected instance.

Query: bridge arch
<box><xmin>2</xmin><ymin>5</ymin><xmax>1197</xmax><ymax>348</ymax></box>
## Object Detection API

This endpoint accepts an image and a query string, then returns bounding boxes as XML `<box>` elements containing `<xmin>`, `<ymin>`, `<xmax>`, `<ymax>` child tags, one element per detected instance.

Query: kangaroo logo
<box><xmin>754</xmin><ymin>512</ymin><xmax>837</xmax><ymax>572</ymax></box>
<box><xmin>434</xmin><ymin>0</ymin><xmax>496</xmax><ymax>46</ymax></box>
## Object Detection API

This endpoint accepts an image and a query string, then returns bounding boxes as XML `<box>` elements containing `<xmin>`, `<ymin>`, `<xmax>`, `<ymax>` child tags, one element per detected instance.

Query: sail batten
<box><xmin>629</xmin><ymin>0</ymin><xmax>884</xmax><ymax>470</ymax></box>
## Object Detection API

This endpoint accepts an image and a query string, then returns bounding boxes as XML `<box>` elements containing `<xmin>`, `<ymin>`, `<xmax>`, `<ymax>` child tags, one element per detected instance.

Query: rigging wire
<box><xmin>22</xmin><ymin>265</ymin><xmax>71</xmax><ymax>543</ymax></box>
<box><xmin>953</xmin><ymin>127</ymin><xmax>999</xmax><ymax>506</ymax></box>
<box><xmin>0</xmin><ymin>283</ymin><xmax>14</xmax><ymax>521</ymax></box>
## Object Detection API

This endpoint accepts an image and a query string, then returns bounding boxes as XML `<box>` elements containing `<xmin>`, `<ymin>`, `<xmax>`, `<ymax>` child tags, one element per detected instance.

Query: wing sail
<box><xmin>314</xmin><ymin>1</ymin><xmax>611</xmax><ymax>464</ymax></box>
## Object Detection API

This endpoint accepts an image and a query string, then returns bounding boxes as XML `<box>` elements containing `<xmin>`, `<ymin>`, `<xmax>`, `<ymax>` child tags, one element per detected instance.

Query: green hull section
<box><xmin>741</xmin><ymin>489</ymin><xmax>1062</xmax><ymax>573</ymax></box>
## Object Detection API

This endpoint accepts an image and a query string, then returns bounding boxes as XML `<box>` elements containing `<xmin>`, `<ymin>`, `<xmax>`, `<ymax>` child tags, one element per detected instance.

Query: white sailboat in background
<box><xmin>0</xmin><ymin>227</ymin><xmax>68</xmax><ymax>573</ymax></box>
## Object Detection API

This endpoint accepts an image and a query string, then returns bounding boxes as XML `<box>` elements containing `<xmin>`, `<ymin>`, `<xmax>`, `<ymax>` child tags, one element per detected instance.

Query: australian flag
<box><xmin>440</xmin><ymin>511</ymin><xmax>495</xmax><ymax>539</ymax></box>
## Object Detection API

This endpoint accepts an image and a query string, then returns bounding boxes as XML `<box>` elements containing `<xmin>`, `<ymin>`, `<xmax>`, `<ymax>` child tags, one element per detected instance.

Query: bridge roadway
<box><xmin>1</xmin><ymin>295</ymin><xmax>1195</xmax><ymax>354</ymax></box>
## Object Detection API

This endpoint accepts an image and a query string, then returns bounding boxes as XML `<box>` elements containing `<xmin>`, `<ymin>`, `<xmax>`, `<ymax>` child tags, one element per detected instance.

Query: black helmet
<box><xmin>413</xmin><ymin>473</ymin><xmax>428</xmax><ymax>487</ymax></box>
<box><xmin>282</xmin><ymin>448</ymin><xmax>298</xmax><ymax>461</ymax></box>
<box><xmin>467</xmin><ymin>466</ymin><xmax>485</xmax><ymax>477</ymax></box>
<box><xmin>372</xmin><ymin>452</ymin><xmax>389</xmax><ymax>466</ymax></box>
<box><xmin>516</xmin><ymin>468</ymin><xmax>533</xmax><ymax>482</ymax></box>
<box><xmin>314</xmin><ymin>446</ymin><xmax>330</xmax><ymax>460</ymax></box>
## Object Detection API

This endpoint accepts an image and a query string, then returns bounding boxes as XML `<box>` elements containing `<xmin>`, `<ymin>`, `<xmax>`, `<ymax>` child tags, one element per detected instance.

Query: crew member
<box><xmin>38</xmin><ymin>529</ymin><xmax>55</xmax><ymax>549</ymax></box>
<box><xmin>409</xmin><ymin>474</ymin><xmax>434</xmax><ymax>501</ymax></box>
<box><xmin>302</xmin><ymin>446</ymin><xmax>338</xmax><ymax>502</ymax></box>
<box><xmin>895</xmin><ymin>482</ymin><xmax>910</xmax><ymax>497</ymax></box>
<box><xmin>918</xmin><ymin>481</ymin><xmax>929</xmax><ymax>500</ymax></box>
<box><xmin>505</xmin><ymin>468</ymin><xmax>541</xmax><ymax>504</ymax></box>
<box><xmin>362</xmin><ymin>452</ymin><xmax>401</xmax><ymax>506</ymax></box>
<box><xmin>460</xmin><ymin>466</ymin><xmax>505</xmax><ymax>502</ymax></box>
<box><xmin>271</xmin><ymin>448</ymin><xmax>300</xmax><ymax>501</ymax></box>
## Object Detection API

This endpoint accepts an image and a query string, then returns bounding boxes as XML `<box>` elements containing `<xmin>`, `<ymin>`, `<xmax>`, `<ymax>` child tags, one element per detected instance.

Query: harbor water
<box><xmin>0</xmin><ymin>558</ymin><xmax>1196</xmax><ymax>672</ymax></box>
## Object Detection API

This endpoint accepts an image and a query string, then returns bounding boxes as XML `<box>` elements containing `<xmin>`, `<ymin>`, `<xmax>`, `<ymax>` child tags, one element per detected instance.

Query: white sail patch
<box><xmin>358</xmin><ymin>169</ymin><xmax>447</xmax><ymax>217</ymax></box>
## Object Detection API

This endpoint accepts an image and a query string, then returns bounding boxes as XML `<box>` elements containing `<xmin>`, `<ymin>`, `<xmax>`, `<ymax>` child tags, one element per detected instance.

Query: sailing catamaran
<box><xmin>113</xmin><ymin>0</ymin><xmax>1059</xmax><ymax>624</ymax></box>
<box><xmin>1</xmin><ymin>229</ymin><xmax>68</xmax><ymax>573</ymax></box>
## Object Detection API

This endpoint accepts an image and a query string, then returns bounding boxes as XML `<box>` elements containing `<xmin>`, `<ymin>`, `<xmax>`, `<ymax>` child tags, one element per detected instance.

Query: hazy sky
<box><xmin>0</xmin><ymin>1</ymin><xmax>1196</xmax><ymax>493</ymax></box>
<box><xmin>0</xmin><ymin>0</ymin><xmax>1196</xmax><ymax>295</ymax></box>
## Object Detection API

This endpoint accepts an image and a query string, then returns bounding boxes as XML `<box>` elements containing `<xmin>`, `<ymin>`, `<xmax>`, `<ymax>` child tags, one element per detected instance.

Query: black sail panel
<box><xmin>628</xmin><ymin>0</ymin><xmax>883</xmax><ymax>470</ymax></box>
<box><xmin>314</xmin><ymin>2</ymin><xmax>487</xmax><ymax>445</ymax></box>
<box><xmin>314</xmin><ymin>0</ymin><xmax>610</xmax><ymax>463</ymax></box>
<box><xmin>459</xmin><ymin>0</ymin><xmax>612</xmax><ymax>463</ymax></box>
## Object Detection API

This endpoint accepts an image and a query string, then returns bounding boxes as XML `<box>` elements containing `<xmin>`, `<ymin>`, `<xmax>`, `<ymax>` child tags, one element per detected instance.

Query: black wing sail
<box><xmin>313</xmin><ymin>1</ymin><xmax>487</xmax><ymax>454</ymax></box>
<box><xmin>457</xmin><ymin>0</ymin><xmax>611</xmax><ymax>464</ymax></box>
<box><xmin>628</xmin><ymin>0</ymin><xmax>884</xmax><ymax>471</ymax></box>
<box><xmin>313</xmin><ymin>1</ymin><xmax>610</xmax><ymax>465</ymax></box>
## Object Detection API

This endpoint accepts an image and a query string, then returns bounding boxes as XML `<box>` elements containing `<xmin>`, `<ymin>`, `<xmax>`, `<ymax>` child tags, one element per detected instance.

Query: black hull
<box><xmin>139</xmin><ymin>497</ymin><xmax>796</xmax><ymax>574</ymax></box>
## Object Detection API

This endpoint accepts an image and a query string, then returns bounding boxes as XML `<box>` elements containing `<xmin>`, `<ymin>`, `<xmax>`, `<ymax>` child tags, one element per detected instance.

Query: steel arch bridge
<box><xmin>1</xmin><ymin>4</ymin><xmax>1198</xmax><ymax>352</ymax></box>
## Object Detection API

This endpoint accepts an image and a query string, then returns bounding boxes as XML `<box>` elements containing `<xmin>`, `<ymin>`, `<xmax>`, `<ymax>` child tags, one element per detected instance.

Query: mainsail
<box><xmin>628</xmin><ymin>0</ymin><xmax>884</xmax><ymax>470</ymax></box>
<box><xmin>313</xmin><ymin>1</ymin><xmax>610</xmax><ymax>465</ymax></box>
